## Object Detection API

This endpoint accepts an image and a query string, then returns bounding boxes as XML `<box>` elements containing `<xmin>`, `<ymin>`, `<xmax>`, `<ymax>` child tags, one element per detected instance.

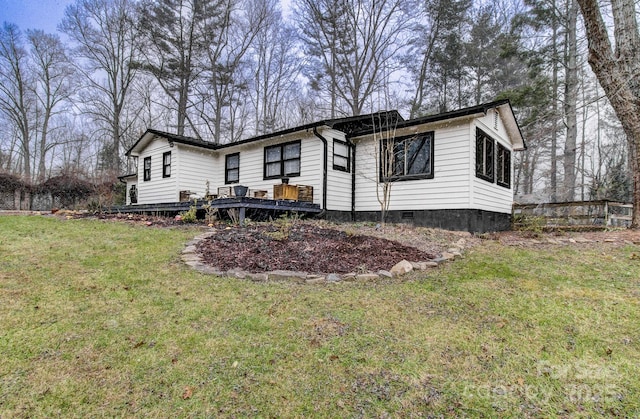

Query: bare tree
<box><xmin>576</xmin><ymin>0</ymin><xmax>640</xmax><ymax>226</ymax></box>
<box><xmin>0</xmin><ymin>115</ymin><xmax>19</xmax><ymax>172</ymax></box>
<box><xmin>27</xmin><ymin>30</ymin><xmax>75</xmax><ymax>181</ymax></box>
<box><xmin>404</xmin><ymin>0</ymin><xmax>470</xmax><ymax>118</ymax></box>
<box><xmin>296</xmin><ymin>0</ymin><xmax>408</xmax><ymax>117</ymax></box>
<box><xmin>374</xmin><ymin>118</ymin><xmax>398</xmax><ymax>224</ymax></box>
<box><xmin>295</xmin><ymin>0</ymin><xmax>347</xmax><ymax>118</ymax></box>
<box><xmin>0</xmin><ymin>23</ymin><xmax>34</xmax><ymax>179</ymax></box>
<box><xmin>195</xmin><ymin>0</ymin><xmax>266</xmax><ymax>143</ymax></box>
<box><xmin>60</xmin><ymin>0</ymin><xmax>141</xmax><ymax>174</ymax></box>
<box><xmin>562</xmin><ymin>0</ymin><xmax>579</xmax><ymax>201</ymax></box>
<box><xmin>249</xmin><ymin>0</ymin><xmax>302</xmax><ymax>135</ymax></box>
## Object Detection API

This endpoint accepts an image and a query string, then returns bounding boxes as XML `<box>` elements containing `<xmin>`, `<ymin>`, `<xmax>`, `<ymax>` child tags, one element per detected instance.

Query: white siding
<box><xmin>133</xmin><ymin>132</ymin><xmax>326</xmax><ymax>205</ymax></box>
<box><xmin>216</xmin><ymin>133</ymin><xmax>325</xmax><ymax>205</ymax></box>
<box><xmin>354</xmin><ymin>121</ymin><xmax>472</xmax><ymax>211</ymax></box>
<box><xmin>175</xmin><ymin>144</ymin><xmax>217</xmax><ymax>198</ymax></box>
<box><xmin>324</xmin><ymin>128</ymin><xmax>352</xmax><ymax>211</ymax></box>
<box><xmin>471</xmin><ymin>109</ymin><xmax>515</xmax><ymax>214</ymax></box>
<box><xmin>478</xmin><ymin>108</ymin><xmax>510</xmax><ymax>142</ymax></box>
<box><xmin>130</xmin><ymin>107</ymin><xmax>517</xmax><ymax>214</ymax></box>
<box><xmin>137</xmin><ymin>139</ymin><xmax>177</xmax><ymax>204</ymax></box>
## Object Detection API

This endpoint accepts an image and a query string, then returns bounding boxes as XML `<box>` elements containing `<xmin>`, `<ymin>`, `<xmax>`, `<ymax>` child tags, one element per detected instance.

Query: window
<box><xmin>162</xmin><ymin>151</ymin><xmax>171</xmax><ymax>178</ymax></box>
<box><xmin>129</xmin><ymin>184</ymin><xmax>137</xmax><ymax>204</ymax></box>
<box><xmin>475</xmin><ymin>128</ymin><xmax>495</xmax><ymax>182</ymax></box>
<box><xmin>264</xmin><ymin>140</ymin><xmax>301</xmax><ymax>179</ymax></box>
<box><xmin>333</xmin><ymin>139</ymin><xmax>350</xmax><ymax>172</ymax></box>
<box><xmin>380</xmin><ymin>132</ymin><xmax>434</xmax><ymax>181</ymax></box>
<box><xmin>143</xmin><ymin>156</ymin><xmax>151</xmax><ymax>181</ymax></box>
<box><xmin>225</xmin><ymin>153</ymin><xmax>240</xmax><ymax>184</ymax></box>
<box><xmin>496</xmin><ymin>142</ymin><xmax>511</xmax><ymax>188</ymax></box>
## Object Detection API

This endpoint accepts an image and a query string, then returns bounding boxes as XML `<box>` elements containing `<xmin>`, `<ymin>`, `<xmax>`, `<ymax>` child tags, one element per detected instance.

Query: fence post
<box><xmin>604</xmin><ymin>201</ymin><xmax>610</xmax><ymax>227</ymax></box>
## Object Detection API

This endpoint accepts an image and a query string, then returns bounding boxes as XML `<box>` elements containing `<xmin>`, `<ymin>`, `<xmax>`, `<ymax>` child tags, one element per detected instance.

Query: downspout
<box><xmin>312</xmin><ymin>127</ymin><xmax>328</xmax><ymax>211</ymax></box>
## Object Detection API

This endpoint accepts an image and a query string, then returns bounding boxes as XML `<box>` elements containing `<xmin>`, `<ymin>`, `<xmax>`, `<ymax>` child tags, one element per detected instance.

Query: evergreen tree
<box><xmin>404</xmin><ymin>0</ymin><xmax>471</xmax><ymax>117</ymax></box>
<box><xmin>137</xmin><ymin>0</ymin><xmax>228</xmax><ymax>136</ymax></box>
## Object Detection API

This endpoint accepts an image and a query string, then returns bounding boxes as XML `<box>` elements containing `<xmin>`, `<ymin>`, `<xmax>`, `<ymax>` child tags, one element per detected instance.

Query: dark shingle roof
<box><xmin>126</xmin><ymin>100</ymin><xmax>525</xmax><ymax>156</ymax></box>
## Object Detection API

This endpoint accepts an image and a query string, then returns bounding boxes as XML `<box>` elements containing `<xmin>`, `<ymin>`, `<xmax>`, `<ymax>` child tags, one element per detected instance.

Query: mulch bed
<box><xmin>196</xmin><ymin>223</ymin><xmax>437</xmax><ymax>274</ymax></box>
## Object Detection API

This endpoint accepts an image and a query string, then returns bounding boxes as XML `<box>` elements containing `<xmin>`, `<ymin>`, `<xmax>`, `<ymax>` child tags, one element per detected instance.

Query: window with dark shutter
<box><xmin>497</xmin><ymin>142</ymin><xmax>511</xmax><ymax>188</ymax></box>
<box><xmin>143</xmin><ymin>156</ymin><xmax>151</xmax><ymax>181</ymax></box>
<box><xmin>475</xmin><ymin>128</ymin><xmax>495</xmax><ymax>183</ymax></box>
<box><xmin>162</xmin><ymin>151</ymin><xmax>171</xmax><ymax>178</ymax></box>
<box><xmin>225</xmin><ymin>153</ymin><xmax>240</xmax><ymax>184</ymax></box>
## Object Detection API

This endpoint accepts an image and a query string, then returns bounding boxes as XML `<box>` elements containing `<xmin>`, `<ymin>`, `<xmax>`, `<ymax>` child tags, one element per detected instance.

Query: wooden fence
<box><xmin>512</xmin><ymin>200</ymin><xmax>633</xmax><ymax>230</ymax></box>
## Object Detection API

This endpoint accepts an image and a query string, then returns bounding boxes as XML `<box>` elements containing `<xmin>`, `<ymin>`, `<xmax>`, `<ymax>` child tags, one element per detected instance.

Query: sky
<box><xmin>1</xmin><ymin>0</ymin><xmax>73</xmax><ymax>34</ymax></box>
<box><xmin>1</xmin><ymin>0</ymin><xmax>293</xmax><ymax>34</ymax></box>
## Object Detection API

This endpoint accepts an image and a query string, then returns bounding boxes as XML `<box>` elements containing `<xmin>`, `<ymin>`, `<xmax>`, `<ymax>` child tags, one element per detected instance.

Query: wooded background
<box><xmin>0</xmin><ymin>0</ymin><xmax>635</xmax><ymax>206</ymax></box>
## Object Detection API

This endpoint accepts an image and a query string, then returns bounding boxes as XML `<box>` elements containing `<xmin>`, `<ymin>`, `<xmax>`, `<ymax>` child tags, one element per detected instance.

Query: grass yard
<box><xmin>1</xmin><ymin>215</ymin><xmax>639</xmax><ymax>417</ymax></box>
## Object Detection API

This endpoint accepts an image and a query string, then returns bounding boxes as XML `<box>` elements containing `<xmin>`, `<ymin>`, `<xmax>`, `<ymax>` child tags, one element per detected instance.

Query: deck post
<box><xmin>239</xmin><ymin>207</ymin><xmax>246</xmax><ymax>226</ymax></box>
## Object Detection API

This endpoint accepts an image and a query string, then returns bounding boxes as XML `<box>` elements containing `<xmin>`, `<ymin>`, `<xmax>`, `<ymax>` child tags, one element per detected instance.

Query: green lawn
<box><xmin>1</xmin><ymin>215</ymin><xmax>639</xmax><ymax>417</ymax></box>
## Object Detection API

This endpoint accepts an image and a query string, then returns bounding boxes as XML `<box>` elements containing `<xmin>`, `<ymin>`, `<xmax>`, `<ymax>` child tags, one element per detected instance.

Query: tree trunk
<box><xmin>177</xmin><ymin>75</ymin><xmax>188</xmax><ymax>136</ymax></box>
<box><xmin>563</xmin><ymin>0</ymin><xmax>579</xmax><ymax>201</ymax></box>
<box><xmin>113</xmin><ymin>107</ymin><xmax>121</xmax><ymax>174</ymax></box>
<box><xmin>576</xmin><ymin>0</ymin><xmax>640</xmax><ymax>227</ymax></box>
<box><xmin>38</xmin><ymin>118</ymin><xmax>48</xmax><ymax>181</ymax></box>
<box><xmin>20</xmin><ymin>121</ymin><xmax>31</xmax><ymax>181</ymax></box>
<box><xmin>550</xmin><ymin>0</ymin><xmax>558</xmax><ymax>202</ymax></box>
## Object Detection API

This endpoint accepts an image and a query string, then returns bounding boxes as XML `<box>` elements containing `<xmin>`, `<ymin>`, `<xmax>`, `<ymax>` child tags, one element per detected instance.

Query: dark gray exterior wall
<box><xmin>324</xmin><ymin>209</ymin><xmax>511</xmax><ymax>233</ymax></box>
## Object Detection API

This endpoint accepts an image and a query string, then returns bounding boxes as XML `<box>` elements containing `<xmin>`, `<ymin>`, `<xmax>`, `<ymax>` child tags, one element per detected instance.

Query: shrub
<box><xmin>180</xmin><ymin>203</ymin><xmax>198</xmax><ymax>223</ymax></box>
<box><xmin>512</xmin><ymin>213</ymin><xmax>546</xmax><ymax>234</ymax></box>
<box><xmin>0</xmin><ymin>172</ymin><xmax>26</xmax><ymax>193</ymax></box>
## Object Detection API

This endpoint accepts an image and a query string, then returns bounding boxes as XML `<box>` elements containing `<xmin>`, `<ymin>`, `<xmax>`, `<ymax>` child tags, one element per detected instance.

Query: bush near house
<box><xmin>0</xmin><ymin>171</ymin><xmax>124</xmax><ymax>211</ymax></box>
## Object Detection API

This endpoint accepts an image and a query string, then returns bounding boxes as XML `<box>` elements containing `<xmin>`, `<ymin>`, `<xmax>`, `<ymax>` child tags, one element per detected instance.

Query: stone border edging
<box><xmin>181</xmin><ymin>231</ymin><xmax>467</xmax><ymax>283</ymax></box>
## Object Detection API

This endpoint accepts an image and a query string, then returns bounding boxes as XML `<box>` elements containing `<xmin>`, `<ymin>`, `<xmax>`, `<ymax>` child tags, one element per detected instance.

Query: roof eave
<box><xmin>117</xmin><ymin>172</ymin><xmax>137</xmax><ymax>179</ymax></box>
<box><xmin>496</xmin><ymin>101</ymin><xmax>527</xmax><ymax>151</ymax></box>
<box><xmin>125</xmin><ymin>130</ymin><xmax>154</xmax><ymax>157</ymax></box>
<box><xmin>126</xmin><ymin>129</ymin><xmax>218</xmax><ymax>156</ymax></box>
<box><xmin>213</xmin><ymin>122</ymin><xmax>330</xmax><ymax>150</ymax></box>
<box><xmin>349</xmin><ymin>111</ymin><xmax>485</xmax><ymax>141</ymax></box>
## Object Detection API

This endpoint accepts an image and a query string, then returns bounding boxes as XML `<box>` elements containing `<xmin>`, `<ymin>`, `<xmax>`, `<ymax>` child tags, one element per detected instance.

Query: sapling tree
<box><xmin>371</xmin><ymin>112</ymin><xmax>399</xmax><ymax>224</ymax></box>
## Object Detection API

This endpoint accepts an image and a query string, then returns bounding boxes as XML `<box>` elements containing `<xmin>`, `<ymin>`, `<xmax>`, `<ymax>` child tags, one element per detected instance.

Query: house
<box><xmin>120</xmin><ymin>99</ymin><xmax>525</xmax><ymax>232</ymax></box>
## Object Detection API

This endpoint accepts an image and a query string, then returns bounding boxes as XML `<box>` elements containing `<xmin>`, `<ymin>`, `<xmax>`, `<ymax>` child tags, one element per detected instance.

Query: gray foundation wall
<box><xmin>324</xmin><ymin>209</ymin><xmax>511</xmax><ymax>233</ymax></box>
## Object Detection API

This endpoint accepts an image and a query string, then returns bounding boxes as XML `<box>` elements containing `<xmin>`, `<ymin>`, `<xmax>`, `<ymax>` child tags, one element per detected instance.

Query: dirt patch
<box><xmin>52</xmin><ymin>211</ymin><xmax>185</xmax><ymax>227</ymax></box>
<box><xmin>492</xmin><ymin>229</ymin><xmax>640</xmax><ymax>248</ymax></box>
<box><xmin>305</xmin><ymin>317</ymin><xmax>349</xmax><ymax>346</ymax></box>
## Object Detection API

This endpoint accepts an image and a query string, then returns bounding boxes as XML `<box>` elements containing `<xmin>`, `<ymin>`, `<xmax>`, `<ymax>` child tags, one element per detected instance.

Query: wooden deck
<box><xmin>107</xmin><ymin>196</ymin><xmax>322</xmax><ymax>223</ymax></box>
